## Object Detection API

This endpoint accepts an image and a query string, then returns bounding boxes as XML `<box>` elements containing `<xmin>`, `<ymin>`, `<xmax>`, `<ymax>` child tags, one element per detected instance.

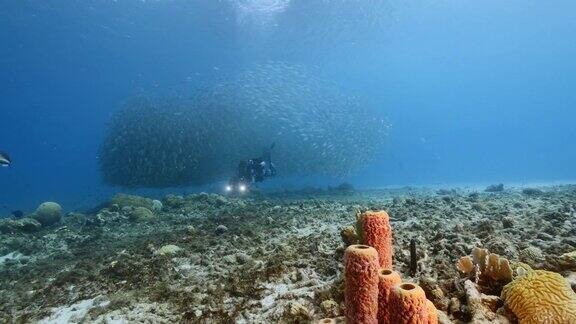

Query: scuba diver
<box><xmin>226</xmin><ymin>143</ymin><xmax>276</xmax><ymax>193</ymax></box>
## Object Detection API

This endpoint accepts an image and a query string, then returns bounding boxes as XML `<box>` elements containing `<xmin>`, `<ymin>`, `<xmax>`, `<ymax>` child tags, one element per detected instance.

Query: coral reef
<box><xmin>356</xmin><ymin>210</ymin><xmax>393</xmax><ymax>268</ymax></box>
<box><xmin>344</xmin><ymin>244</ymin><xmax>380</xmax><ymax>323</ymax></box>
<box><xmin>33</xmin><ymin>202</ymin><xmax>62</xmax><ymax>226</ymax></box>
<box><xmin>1</xmin><ymin>185</ymin><xmax>575</xmax><ymax>322</ymax></box>
<box><xmin>501</xmin><ymin>269</ymin><xmax>576</xmax><ymax>323</ymax></box>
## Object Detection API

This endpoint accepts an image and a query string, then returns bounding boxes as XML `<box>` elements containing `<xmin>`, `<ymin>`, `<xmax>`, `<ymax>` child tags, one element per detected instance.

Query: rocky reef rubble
<box><xmin>0</xmin><ymin>201</ymin><xmax>63</xmax><ymax>234</ymax></box>
<box><xmin>0</xmin><ymin>185</ymin><xmax>575</xmax><ymax>322</ymax></box>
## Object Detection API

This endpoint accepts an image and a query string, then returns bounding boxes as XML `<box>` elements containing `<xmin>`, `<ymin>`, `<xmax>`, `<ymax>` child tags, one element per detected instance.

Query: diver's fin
<box><xmin>262</xmin><ymin>142</ymin><xmax>275</xmax><ymax>163</ymax></box>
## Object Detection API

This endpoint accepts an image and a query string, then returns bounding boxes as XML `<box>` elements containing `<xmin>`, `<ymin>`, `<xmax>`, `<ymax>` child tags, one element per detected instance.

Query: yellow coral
<box><xmin>501</xmin><ymin>270</ymin><xmax>576</xmax><ymax>323</ymax></box>
<box><xmin>457</xmin><ymin>256</ymin><xmax>474</xmax><ymax>274</ymax></box>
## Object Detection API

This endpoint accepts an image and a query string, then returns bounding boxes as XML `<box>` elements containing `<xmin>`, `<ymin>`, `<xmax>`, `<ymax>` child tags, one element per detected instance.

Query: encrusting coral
<box><xmin>377</xmin><ymin>269</ymin><xmax>402</xmax><ymax>324</ymax></box>
<box><xmin>389</xmin><ymin>283</ymin><xmax>429</xmax><ymax>324</ymax></box>
<box><xmin>356</xmin><ymin>211</ymin><xmax>393</xmax><ymax>268</ymax></box>
<box><xmin>344</xmin><ymin>244</ymin><xmax>380</xmax><ymax>323</ymax></box>
<box><xmin>501</xmin><ymin>269</ymin><xmax>576</xmax><ymax>324</ymax></box>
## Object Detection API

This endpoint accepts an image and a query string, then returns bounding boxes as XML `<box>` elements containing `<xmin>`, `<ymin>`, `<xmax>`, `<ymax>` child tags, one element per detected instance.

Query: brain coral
<box><xmin>501</xmin><ymin>270</ymin><xmax>576</xmax><ymax>323</ymax></box>
<box><xmin>34</xmin><ymin>202</ymin><xmax>62</xmax><ymax>226</ymax></box>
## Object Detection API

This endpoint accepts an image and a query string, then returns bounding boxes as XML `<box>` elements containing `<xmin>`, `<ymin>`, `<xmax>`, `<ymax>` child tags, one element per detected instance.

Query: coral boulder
<box><xmin>33</xmin><ymin>202</ymin><xmax>62</xmax><ymax>226</ymax></box>
<box><xmin>501</xmin><ymin>269</ymin><xmax>576</xmax><ymax>323</ymax></box>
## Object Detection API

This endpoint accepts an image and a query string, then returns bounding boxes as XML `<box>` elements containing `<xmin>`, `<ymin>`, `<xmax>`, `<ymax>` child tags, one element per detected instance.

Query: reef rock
<box><xmin>151</xmin><ymin>200</ymin><xmax>163</xmax><ymax>212</ymax></box>
<box><xmin>485</xmin><ymin>184</ymin><xmax>504</xmax><ymax>192</ymax></box>
<box><xmin>154</xmin><ymin>245</ymin><xmax>182</xmax><ymax>256</ymax></box>
<box><xmin>522</xmin><ymin>188</ymin><xmax>543</xmax><ymax>196</ymax></box>
<box><xmin>129</xmin><ymin>207</ymin><xmax>155</xmax><ymax>222</ymax></box>
<box><xmin>340</xmin><ymin>226</ymin><xmax>358</xmax><ymax>247</ymax></box>
<box><xmin>285</xmin><ymin>301</ymin><xmax>311</xmax><ymax>321</ymax></box>
<box><xmin>0</xmin><ymin>217</ymin><xmax>42</xmax><ymax>234</ymax></box>
<box><xmin>464</xmin><ymin>280</ymin><xmax>510</xmax><ymax>323</ymax></box>
<box><xmin>164</xmin><ymin>194</ymin><xmax>185</xmax><ymax>208</ymax></box>
<box><xmin>215</xmin><ymin>225</ymin><xmax>228</xmax><ymax>235</ymax></box>
<box><xmin>518</xmin><ymin>246</ymin><xmax>544</xmax><ymax>267</ymax></box>
<box><xmin>320</xmin><ymin>299</ymin><xmax>340</xmax><ymax>317</ymax></box>
<box><xmin>33</xmin><ymin>202</ymin><xmax>62</xmax><ymax>226</ymax></box>
<box><xmin>111</xmin><ymin>193</ymin><xmax>155</xmax><ymax>210</ymax></box>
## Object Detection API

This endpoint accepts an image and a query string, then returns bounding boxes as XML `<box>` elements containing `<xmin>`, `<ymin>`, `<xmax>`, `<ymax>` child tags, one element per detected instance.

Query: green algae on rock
<box><xmin>0</xmin><ymin>217</ymin><xmax>41</xmax><ymax>234</ymax></box>
<box><xmin>111</xmin><ymin>193</ymin><xmax>155</xmax><ymax>210</ymax></box>
<box><xmin>129</xmin><ymin>207</ymin><xmax>155</xmax><ymax>222</ymax></box>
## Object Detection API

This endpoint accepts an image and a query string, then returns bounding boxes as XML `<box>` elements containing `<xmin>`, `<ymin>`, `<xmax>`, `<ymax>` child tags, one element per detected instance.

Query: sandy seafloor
<box><xmin>1</xmin><ymin>185</ymin><xmax>575</xmax><ymax>323</ymax></box>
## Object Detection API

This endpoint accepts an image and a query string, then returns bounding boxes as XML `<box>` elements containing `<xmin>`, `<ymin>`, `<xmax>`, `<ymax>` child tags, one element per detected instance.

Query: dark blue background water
<box><xmin>1</xmin><ymin>0</ymin><xmax>575</xmax><ymax>213</ymax></box>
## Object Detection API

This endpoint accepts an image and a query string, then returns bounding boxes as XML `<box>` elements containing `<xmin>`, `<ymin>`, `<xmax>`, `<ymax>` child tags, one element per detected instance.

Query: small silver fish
<box><xmin>0</xmin><ymin>151</ymin><xmax>11</xmax><ymax>167</ymax></box>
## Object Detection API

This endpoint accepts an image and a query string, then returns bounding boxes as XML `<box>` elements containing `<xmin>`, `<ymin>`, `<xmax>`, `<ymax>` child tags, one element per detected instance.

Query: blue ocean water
<box><xmin>1</xmin><ymin>0</ymin><xmax>575</xmax><ymax>213</ymax></box>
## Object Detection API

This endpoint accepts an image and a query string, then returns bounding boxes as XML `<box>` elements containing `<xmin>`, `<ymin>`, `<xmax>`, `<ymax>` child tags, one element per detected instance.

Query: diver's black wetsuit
<box><xmin>229</xmin><ymin>144</ymin><xmax>276</xmax><ymax>189</ymax></box>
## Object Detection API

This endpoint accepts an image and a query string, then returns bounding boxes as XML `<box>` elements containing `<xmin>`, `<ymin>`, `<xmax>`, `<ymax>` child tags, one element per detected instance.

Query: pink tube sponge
<box><xmin>377</xmin><ymin>269</ymin><xmax>402</xmax><ymax>324</ymax></box>
<box><xmin>345</xmin><ymin>244</ymin><xmax>380</xmax><ymax>323</ymax></box>
<box><xmin>357</xmin><ymin>210</ymin><xmax>393</xmax><ymax>268</ymax></box>
<box><xmin>389</xmin><ymin>283</ymin><xmax>429</xmax><ymax>324</ymax></box>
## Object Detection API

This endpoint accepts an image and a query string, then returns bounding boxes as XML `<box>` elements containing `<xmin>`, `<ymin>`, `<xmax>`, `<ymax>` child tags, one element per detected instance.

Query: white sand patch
<box><xmin>92</xmin><ymin>302</ymin><xmax>178</xmax><ymax>323</ymax></box>
<box><xmin>260</xmin><ymin>282</ymin><xmax>289</xmax><ymax>308</ymax></box>
<box><xmin>0</xmin><ymin>251</ymin><xmax>24</xmax><ymax>266</ymax></box>
<box><xmin>38</xmin><ymin>296</ymin><xmax>110</xmax><ymax>324</ymax></box>
<box><xmin>238</xmin><ymin>267</ymin><xmax>334</xmax><ymax>321</ymax></box>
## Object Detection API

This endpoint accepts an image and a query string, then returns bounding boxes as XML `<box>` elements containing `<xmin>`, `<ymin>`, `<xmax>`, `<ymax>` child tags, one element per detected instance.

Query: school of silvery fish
<box><xmin>99</xmin><ymin>62</ymin><xmax>389</xmax><ymax>188</ymax></box>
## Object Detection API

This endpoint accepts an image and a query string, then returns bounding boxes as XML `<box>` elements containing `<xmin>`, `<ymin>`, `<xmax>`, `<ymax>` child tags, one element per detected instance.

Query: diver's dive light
<box><xmin>225</xmin><ymin>182</ymin><xmax>248</xmax><ymax>194</ymax></box>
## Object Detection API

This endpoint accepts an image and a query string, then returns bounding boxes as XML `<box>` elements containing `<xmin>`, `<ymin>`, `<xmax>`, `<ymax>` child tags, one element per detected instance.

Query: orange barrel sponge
<box><xmin>356</xmin><ymin>210</ymin><xmax>393</xmax><ymax>268</ymax></box>
<box><xmin>389</xmin><ymin>283</ymin><xmax>428</xmax><ymax>324</ymax></box>
<box><xmin>377</xmin><ymin>269</ymin><xmax>402</xmax><ymax>324</ymax></box>
<box><xmin>426</xmin><ymin>300</ymin><xmax>438</xmax><ymax>324</ymax></box>
<box><xmin>344</xmin><ymin>245</ymin><xmax>380</xmax><ymax>324</ymax></box>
